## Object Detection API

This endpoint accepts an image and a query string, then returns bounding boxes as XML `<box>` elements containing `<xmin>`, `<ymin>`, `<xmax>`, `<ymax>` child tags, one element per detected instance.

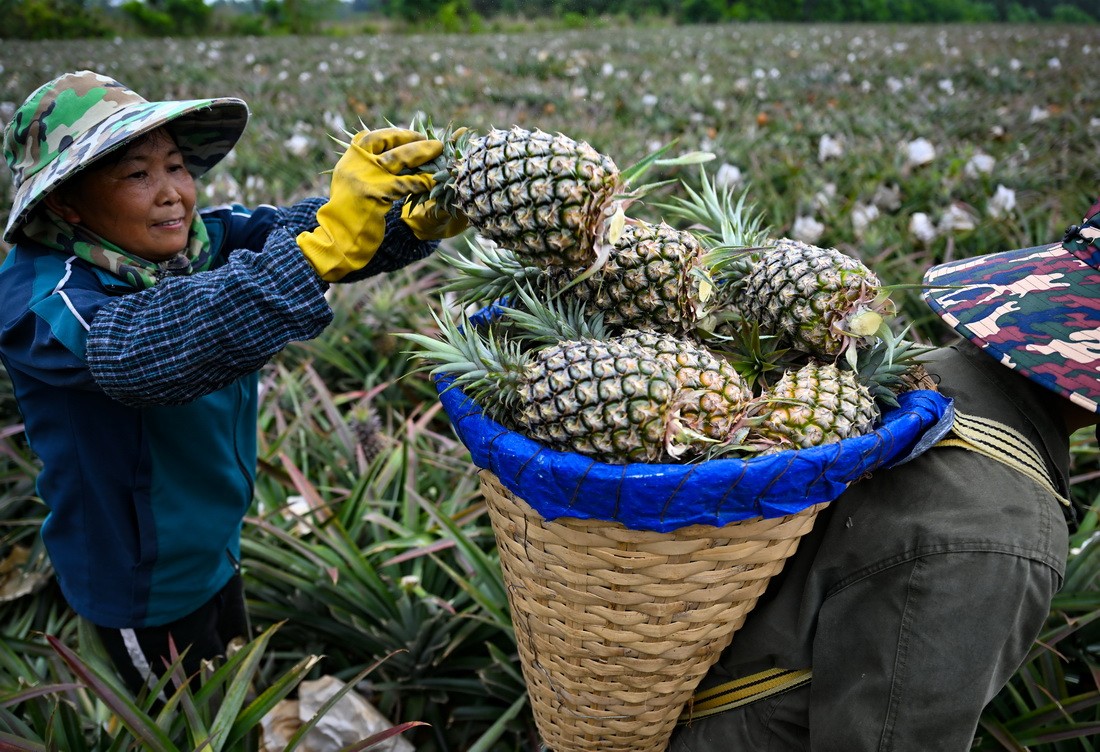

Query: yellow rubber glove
<box><xmin>401</xmin><ymin>197</ymin><xmax>469</xmax><ymax>240</ymax></box>
<box><xmin>297</xmin><ymin>128</ymin><xmax>442</xmax><ymax>282</ymax></box>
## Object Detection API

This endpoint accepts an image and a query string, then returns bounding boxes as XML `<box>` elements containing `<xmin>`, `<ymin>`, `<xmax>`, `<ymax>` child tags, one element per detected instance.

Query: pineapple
<box><xmin>347</xmin><ymin>403</ymin><xmax>387</xmax><ymax>465</ymax></box>
<box><xmin>401</xmin><ymin>310</ymin><xmax>690</xmax><ymax>464</ymax></box>
<box><xmin>423</xmin><ymin>125</ymin><xmax>624</xmax><ymax>270</ymax></box>
<box><xmin>660</xmin><ymin>166</ymin><xmax>894</xmax><ymax>360</ymax></box>
<box><xmin>612</xmin><ymin>328</ymin><xmax>753</xmax><ymax>443</ymax></box>
<box><xmin>442</xmin><ymin>219</ymin><xmax>713</xmax><ymax>335</ymax></box>
<box><xmin>751</xmin><ymin>362</ymin><xmax>878</xmax><ymax>451</ymax></box>
<box><xmin>500</xmin><ymin>285</ymin><xmax>753</xmax><ymax>444</ymax></box>
<box><xmin>744</xmin><ymin>332</ymin><xmax>934</xmax><ymax>453</ymax></box>
<box><xmin>414</xmin><ymin>119</ymin><xmax>712</xmax><ymax>281</ymax></box>
<box><xmin>720</xmin><ymin>238</ymin><xmax>895</xmax><ymax>360</ymax></box>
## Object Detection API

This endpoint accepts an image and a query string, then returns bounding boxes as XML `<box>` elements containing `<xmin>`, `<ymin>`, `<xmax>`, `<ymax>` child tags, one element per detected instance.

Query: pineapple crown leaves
<box><xmin>702</xmin><ymin>244</ymin><xmax>769</xmax><ymax>292</ymax></box>
<box><xmin>703</xmin><ymin>319</ymin><xmax>793</xmax><ymax>393</ymax></box>
<box><xmin>437</xmin><ymin>235</ymin><xmax>542</xmax><ymax>306</ymax></box>
<box><xmin>403</xmin><ymin>113</ymin><xmax>478</xmax><ymax>215</ymax></box>
<box><xmin>615</xmin><ymin>142</ymin><xmax>717</xmax><ymax>202</ymax></box>
<box><xmin>500</xmin><ymin>281</ymin><xmax>611</xmax><ymax>344</ymax></box>
<box><xmin>656</xmin><ymin>165</ymin><xmax>771</xmax><ymax>253</ymax></box>
<box><xmin>405</xmin><ymin>112</ymin><xmax>476</xmax><ymax>172</ymax></box>
<box><xmin>397</xmin><ymin>305</ymin><xmax>526</xmax><ymax>411</ymax></box>
<box><xmin>841</xmin><ymin>325</ymin><xmax>936</xmax><ymax>409</ymax></box>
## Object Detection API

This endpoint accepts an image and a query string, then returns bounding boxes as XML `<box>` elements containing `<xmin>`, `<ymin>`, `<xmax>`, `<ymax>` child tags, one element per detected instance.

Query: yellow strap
<box><xmin>680</xmin><ymin>668</ymin><xmax>812</xmax><ymax>722</ymax></box>
<box><xmin>936</xmin><ymin>410</ymin><xmax>1071</xmax><ymax>508</ymax></box>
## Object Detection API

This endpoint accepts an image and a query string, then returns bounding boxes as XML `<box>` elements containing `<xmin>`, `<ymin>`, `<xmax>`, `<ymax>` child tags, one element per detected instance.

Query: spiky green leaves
<box><xmin>401</xmin><ymin>307</ymin><xmax>686</xmax><ymax>464</ymax></box>
<box><xmin>440</xmin><ymin>220</ymin><xmax>712</xmax><ymax>336</ymax></box>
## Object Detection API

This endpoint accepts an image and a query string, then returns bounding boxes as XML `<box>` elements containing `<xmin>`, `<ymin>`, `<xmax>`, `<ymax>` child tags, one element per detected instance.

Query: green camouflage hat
<box><xmin>923</xmin><ymin>199</ymin><xmax>1100</xmax><ymax>414</ymax></box>
<box><xmin>3</xmin><ymin>70</ymin><xmax>249</xmax><ymax>243</ymax></box>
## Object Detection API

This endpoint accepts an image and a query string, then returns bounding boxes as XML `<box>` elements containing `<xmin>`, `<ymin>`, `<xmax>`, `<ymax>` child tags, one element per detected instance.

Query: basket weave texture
<box><xmin>481</xmin><ymin>471</ymin><xmax>824</xmax><ymax>752</ymax></box>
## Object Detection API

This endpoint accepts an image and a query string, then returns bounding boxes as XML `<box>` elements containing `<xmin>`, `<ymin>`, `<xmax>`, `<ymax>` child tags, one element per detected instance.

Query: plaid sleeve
<box><xmin>273</xmin><ymin>196</ymin><xmax>326</xmax><ymax>237</ymax></box>
<box><xmin>85</xmin><ymin>223</ymin><xmax>333</xmax><ymax>407</ymax></box>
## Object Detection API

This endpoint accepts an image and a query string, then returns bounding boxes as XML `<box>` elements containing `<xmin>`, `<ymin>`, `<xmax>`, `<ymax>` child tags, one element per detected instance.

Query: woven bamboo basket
<box><xmin>480</xmin><ymin>471</ymin><xmax>825</xmax><ymax>752</ymax></box>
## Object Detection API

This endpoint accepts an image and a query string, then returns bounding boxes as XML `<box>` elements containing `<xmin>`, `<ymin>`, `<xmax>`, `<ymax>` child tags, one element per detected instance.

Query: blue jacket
<box><xmin>0</xmin><ymin>199</ymin><xmax>336</xmax><ymax>628</ymax></box>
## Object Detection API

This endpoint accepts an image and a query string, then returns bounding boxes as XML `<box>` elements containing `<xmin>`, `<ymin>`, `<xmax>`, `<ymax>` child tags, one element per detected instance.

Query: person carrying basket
<box><xmin>670</xmin><ymin>202</ymin><xmax>1100</xmax><ymax>750</ymax></box>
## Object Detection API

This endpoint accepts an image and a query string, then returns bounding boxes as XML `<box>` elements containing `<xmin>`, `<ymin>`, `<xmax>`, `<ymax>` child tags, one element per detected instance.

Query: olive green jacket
<box><xmin>670</xmin><ymin>341</ymin><xmax>1071</xmax><ymax>752</ymax></box>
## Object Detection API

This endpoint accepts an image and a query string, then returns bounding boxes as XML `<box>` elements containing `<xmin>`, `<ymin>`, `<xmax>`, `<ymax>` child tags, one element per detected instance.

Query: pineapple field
<box><xmin>1</xmin><ymin>22</ymin><xmax>1099</xmax><ymax>751</ymax></box>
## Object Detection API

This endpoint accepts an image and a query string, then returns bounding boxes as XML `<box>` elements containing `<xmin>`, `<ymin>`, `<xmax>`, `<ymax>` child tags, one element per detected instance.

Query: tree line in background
<box><xmin>1</xmin><ymin>0</ymin><xmax>1096</xmax><ymax>46</ymax></box>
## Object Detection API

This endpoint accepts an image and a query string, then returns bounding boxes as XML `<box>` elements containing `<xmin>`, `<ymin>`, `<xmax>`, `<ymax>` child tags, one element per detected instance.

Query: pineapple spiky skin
<box><xmin>348</xmin><ymin>405</ymin><xmax>386</xmax><ymax>465</ymax></box>
<box><xmin>753</xmin><ymin>362</ymin><xmax>878</xmax><ymax>451</ymax></box>
<box><xmin>612</xmin><ymin>329</ymin><xmax>751</xmax><ymax>443</ymax></box>
<box><xmin>564</xmin><ymin>221</ymin><xmax>710</xmax><ymax>335</ymax></box>
<box><xmin>494</xmin><ymin>282</ymin><xmax>747</xmax><ymax>446</ymax></box>
<box><xmin>743</xmin><ymin>330</ymin><xmax>927</xmax><ymax>453</ymax></box>
<box><xmin>447</xmin><ymin>126</ymin><xmax>621</xmax><ymax>268</ymax></box>
<box><xmin>444</xmin><ymin>221</ymin><xmax>710</xmax><ymax>336</ymax></box>
<box><xmin>518</xmin><ymin>339</ymin><xmax>682</xmax><ymax>463</ymax></box>
<box><xmin>716</xmin><ymin>238</ymin><xmax>894</xmax><ymax>360</ymax></box>
<box><xmin>402</xmin><ymin>314</ymin><xmax>685</xmax><ymax>465</ymax></box>
<box><xmin>704</xmin><ymin>239</ymin><xmax>893</xmax><ymax>360</ymax></box>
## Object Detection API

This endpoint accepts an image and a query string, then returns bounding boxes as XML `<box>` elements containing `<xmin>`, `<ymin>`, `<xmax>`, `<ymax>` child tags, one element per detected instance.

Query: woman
<box><xmin>0</xmin><ymin>70</ymin><xmax>464</xmax><ymax>695</ymax></box>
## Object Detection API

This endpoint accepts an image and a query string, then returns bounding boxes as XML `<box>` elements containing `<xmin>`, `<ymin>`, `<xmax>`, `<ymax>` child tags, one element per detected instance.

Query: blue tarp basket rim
<box><xmin>435</xmin><ymin>374</ymin><xmax>953</xmax><ymax>533</ymax></box>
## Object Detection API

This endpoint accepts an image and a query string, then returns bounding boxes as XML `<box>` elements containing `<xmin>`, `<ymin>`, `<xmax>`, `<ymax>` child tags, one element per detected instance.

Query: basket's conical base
<box><xmin>480</xmin><ymin>472</ymin><xmax>823</xmax><ymax>752</ymax></box>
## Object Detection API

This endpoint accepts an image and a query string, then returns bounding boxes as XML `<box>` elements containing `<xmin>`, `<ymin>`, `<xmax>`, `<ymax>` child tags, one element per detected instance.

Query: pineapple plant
<box><xmin>441</xmin><ymin>218</ymin><xmax>714</xmax><ymax>335</ymax></box>
<box><xmin>401</xmin><ymin>309</ymin><xmax>693</xmax><ymax>464</ymax></box>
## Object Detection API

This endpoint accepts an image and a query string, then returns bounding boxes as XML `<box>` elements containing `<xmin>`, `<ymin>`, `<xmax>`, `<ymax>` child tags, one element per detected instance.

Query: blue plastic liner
<box><xmin>436</xmin><ymin>375</ymin><xmax>954</xmax><ymax>532</ymax></box>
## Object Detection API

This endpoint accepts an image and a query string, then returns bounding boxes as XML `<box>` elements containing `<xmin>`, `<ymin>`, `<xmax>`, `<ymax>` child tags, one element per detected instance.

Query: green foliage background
<box><xmin>0</xmin><ymin>18</ymin><xmax>1097</xmax><ymax>752</ymax></box>
<box><xmin>0</xmin><ymin>0</ymin><xmax>1096</xmax><ymax>40</ymax></box>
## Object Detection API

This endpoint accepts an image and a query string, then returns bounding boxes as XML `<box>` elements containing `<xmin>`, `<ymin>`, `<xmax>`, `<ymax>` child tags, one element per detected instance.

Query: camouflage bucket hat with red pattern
<box><xmin>923</xmin><ymin>199</ymin><xmax>1100</xmax><ymax>414</ymax></box>
<box><xmin>3</xmin><ymin>69</ymin><xmax>249</xmax><ymax>243</ymax></box>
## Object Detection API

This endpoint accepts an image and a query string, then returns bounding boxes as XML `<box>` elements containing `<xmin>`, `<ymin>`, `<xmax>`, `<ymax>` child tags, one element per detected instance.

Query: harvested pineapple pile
<box><xmin>403</xmin><ymin>124</ymin><xmax>934</xmax><ymax>466</ymax></box>
<box><xmin>399</xmin><ymin>125</ymin><xmax>948</xmax><ymax>752</ymax></box>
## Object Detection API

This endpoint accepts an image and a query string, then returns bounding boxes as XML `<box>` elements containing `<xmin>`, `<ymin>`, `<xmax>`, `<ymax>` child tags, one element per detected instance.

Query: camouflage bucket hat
<box><xmin>923</xmin><ymin>199</ymin><xmax>1100</xmax><ymax>414</ymax></box>
<box><xmin>3</xmin><ymin>69</ymin><xmax>249</xmax><ymax>243</ymax></box>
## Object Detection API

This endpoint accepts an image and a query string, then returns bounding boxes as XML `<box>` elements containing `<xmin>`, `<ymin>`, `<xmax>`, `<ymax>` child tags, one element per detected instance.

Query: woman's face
<box><xmin>47</xmin><ymin>128</ymin><xmax>196</xmax><ymax>263</ymax></box>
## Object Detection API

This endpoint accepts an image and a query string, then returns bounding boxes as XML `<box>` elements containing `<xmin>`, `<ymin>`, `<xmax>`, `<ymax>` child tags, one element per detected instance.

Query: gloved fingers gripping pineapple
<box><xmin>401</xmin><ymin>195</ymin><xmax>469</xmax><ymax>240</ymax></box>
<box><xmin>297</xmin><ymin>127</ymin><xmax>444</xmax><ymax>282</ymax></box>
